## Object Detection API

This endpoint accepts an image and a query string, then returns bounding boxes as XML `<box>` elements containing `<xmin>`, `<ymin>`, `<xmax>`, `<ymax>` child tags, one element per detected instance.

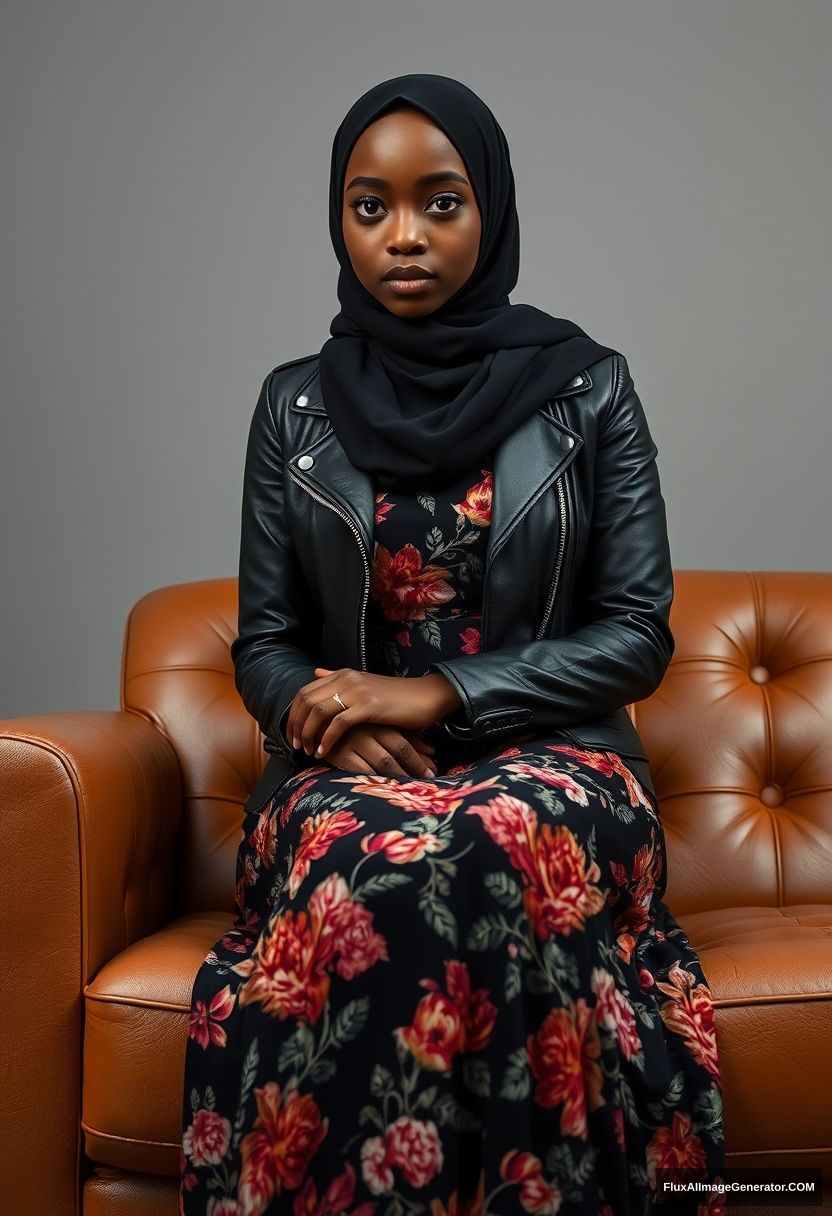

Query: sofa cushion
<box><xmin>83</xmin><ymin>911</ymin><xmax>232</xmax><ymax>1176</ymax></box>
<box><xmin>677</xmin><ymin>904</ymin><xmax>832</xmax><ymax>1172</ymax></box>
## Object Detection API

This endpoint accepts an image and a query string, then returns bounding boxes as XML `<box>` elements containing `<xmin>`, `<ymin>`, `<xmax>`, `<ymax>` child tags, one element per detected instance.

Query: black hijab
<box><xmin>318</xmin><ymin>73</ymin><xmax>620</xmax><ymax>491</ymax></box>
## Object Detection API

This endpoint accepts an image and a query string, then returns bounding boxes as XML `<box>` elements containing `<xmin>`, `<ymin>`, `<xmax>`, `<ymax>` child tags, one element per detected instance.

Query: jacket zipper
<box><xmin>535</xmin><ymin>474</ymin><xmax>568</xmax><ymax>640</ymax></box>
<box><xmin>287</xmin><ymin>467</ymin><xmax>370</xmax><ymax>670</ymax></box>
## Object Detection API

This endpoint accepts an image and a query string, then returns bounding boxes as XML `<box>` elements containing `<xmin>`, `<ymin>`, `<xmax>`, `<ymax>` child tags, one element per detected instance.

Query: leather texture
<box><xmin>230</xmin><ymin>350</ymin><xmax>675</xmax><ymax>810</ymax></box>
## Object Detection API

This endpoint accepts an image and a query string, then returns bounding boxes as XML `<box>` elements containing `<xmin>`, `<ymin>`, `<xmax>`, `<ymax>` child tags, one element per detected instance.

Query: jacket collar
<box><xmin>286</xmin><ymin>363</ymin><xmax>590</xmax><ymax>557</ymax></box>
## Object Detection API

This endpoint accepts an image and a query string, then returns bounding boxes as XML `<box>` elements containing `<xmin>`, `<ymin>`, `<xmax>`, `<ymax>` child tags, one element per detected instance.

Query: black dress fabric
<box><xmin>180</xmin><ymin>458</ymin><xmax>726</xmax><ymax>1215</ymax></box>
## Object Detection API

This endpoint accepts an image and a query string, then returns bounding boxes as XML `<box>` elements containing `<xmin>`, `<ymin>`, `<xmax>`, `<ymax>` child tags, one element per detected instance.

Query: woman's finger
<box><xmin>339</xmin><ymin>750</ymin><xmax>374</xmax><ymax>776</ymax></box>
<box><xmin>287</xmin><ymin>671</ymin><xmax>346</xmax><ymax>748</ymax></box>
<box><xmin>314</xmin><ymin>706</ymin><xmax>363</xmax><ymax>757</ymax></box>
<box><xmin>376</xmin><ymin>730</ymin><xmax>435</xmax><ymax>778</ymax></box>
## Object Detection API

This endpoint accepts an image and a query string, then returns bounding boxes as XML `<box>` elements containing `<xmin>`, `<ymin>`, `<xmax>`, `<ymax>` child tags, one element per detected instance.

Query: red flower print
<box><xmin>371</xmin><ymin>542</ymin><xmax>456</xmax><ymax>621</ymax></box>
<box><xmin>442</xmin><ymin>959</ymin><xmax>498</xmax><ymax>1052</ymax></box>
<box><xmin>237</xmin><ymin>906</ymin><xmax>328</xmax><ymax>1022</ymax></box>
<box><xmin>615</xmin><ymin>933</ymin><xmax>637</xmax><ymax>965</ymax></box>
<box><xmin>330</xmin><ymin>772</ymin><xmax>502</xmax><ymax>816</ymax></box>
<box><xmin>250</xmin><ymin>805</ymin><xmax>277</xmax><ymax>866</ymax></box>
<box><xmin>238</xmin><ymin>1081</ymin><xmax>328</xmax><ymax>1214</ymax></box>
<box><xmin>453</xmin><ymin>469</ymin><xmax>493</xmax><ymax>527</ymax></box>
<box><xmin>395</xmin><ymin>990</ymin><xmax>464</xmax><ymax>1072</ymax></box>
<box><xmin>466</xmin><ymin>793</ymin><xmax>606</xmax><ymax>939</ymax></box>
<box><xmin>278</xmin><ymin>773</ymin><xmax>327</xmax><ymax>829</ymax></box>
<box><xmin>645</xmin><ymin>1110</ymin><xmax>707</xmax><ymax>1191</ymax></box>
<box><xmin>287</xmin><ymin>808</ymin><xmax>364</xmax><ymax>898</ymax></box>
<box><xmin>294</xmin><ymin>1161</ymin><xmax>376</xmax><ymax>1216</ymax></box>
<box><xmin>238</xmin><ymin>873</ymin><xmax>388</xmax><ymax>1022</ymax></box>
<box><xmin>361</xmin><ymin>828</ymin><xmax>445</xmax><ymax>863</ymax></box>
<box><xmin>459</xmin><ymin>626</ymin><xmax>481</xmax><ymax>654</ymax></box>
<box><xmin>503</xmin><ymin>760</ymin><xmax>590</xmax><ymax>805</ymax></box>
<box><xmin>655</xmin><ymin>964</ymin><xmax>721</xmax><ymax>1082</ymax></box>
<box><xmin>361</xmin><ymin>1117</ymin><xmax>444</xmax><ymax>1193</ymax></box>
<box><xmin>374</xmin><ymin>492</ymin><xmax>394</xmax><ymax>525</ymax></box>
<box><xmin>590</xmin><ymin>967</ymin><xmax>641</xmax><ymax>1061</ymax></box>
<box><xmin>609</xmin><ymin>832</ymin><xmax>663</xmax><ymax>940</ymax></box>
<box><xmin>396</xmin><ymin>959</ymin><xmax>498</xmax><ymax>1072</ymax></box>
<box><xmin>428</xmin><ymin>1169</ymin><xmax>486</xmax><ymax>1216</ymax></box>
<box><xmin>182</xmin><ymin>1108</ymin><xmax>231</xmax><ymax>1167</ymax></box>
<box><xmin>545</xmin><ymin>744</ymin><xmax>653</xmax><ymax>811</ymax></box>
<box><xmin>500</xmin><ymin>1150</ymin><xmax>563</xmax><ymax>1215</ymax></box>
<box><xmin>526</xmin><ymin>998</ymin><xmax>605</xmax><ymax>1139</ymax></box>
<box><xmin>188</xmin><ymin>983</ymin><xmax>235</xmax><ymax>1050</ymax></box>
<box><xmin>638</xmin><ymin>965</ymin><xmax>655</xmax><ymax>991</ymax></box>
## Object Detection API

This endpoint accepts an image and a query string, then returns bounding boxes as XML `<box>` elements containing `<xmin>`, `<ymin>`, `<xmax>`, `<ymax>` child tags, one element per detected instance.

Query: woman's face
<box><xmin>341</xmin><ymin>105</ymin><xmax>482</xmax><ymax>318</ymax></box>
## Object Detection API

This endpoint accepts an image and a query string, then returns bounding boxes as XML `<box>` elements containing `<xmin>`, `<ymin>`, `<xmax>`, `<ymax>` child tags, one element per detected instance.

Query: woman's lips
<box><xmin>383</xmin><ymin>277</ymin><xmax>436</xmax><ymax>295</ymax></box>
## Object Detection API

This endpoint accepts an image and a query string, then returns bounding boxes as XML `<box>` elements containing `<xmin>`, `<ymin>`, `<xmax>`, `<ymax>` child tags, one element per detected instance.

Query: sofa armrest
<box><xmin>0</xmin><ymin>709</ymin><xmax>182</xmax><ymax>1216</ymax></box>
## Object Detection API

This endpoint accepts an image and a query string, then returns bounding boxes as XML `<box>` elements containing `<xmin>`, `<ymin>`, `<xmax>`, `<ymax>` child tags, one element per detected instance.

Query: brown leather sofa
<box><xmin>2</xmin><ymin>569</ymin><xmax>830</xmax><ymax>1216</ymax></box>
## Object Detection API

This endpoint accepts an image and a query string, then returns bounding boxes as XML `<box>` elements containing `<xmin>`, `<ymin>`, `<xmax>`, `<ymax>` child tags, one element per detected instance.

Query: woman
<box><xmin>180</xmin><ymin>74</ymin><xmax>725</xmax><ymax>1215</ymax></box>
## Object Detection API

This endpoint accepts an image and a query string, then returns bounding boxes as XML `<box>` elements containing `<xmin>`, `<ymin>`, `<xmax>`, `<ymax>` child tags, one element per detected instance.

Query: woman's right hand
<box><xmin>321</xmin><ymin>723</ymin><xmax>438</xmax><ymax>779</ymax></box>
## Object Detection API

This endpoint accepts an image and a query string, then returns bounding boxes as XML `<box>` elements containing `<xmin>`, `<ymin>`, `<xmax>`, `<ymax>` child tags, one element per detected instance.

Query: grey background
<box><xmin>3</xmin><ymin>0</ymin><xmax>830</xmax><ymax>719</ymax></box>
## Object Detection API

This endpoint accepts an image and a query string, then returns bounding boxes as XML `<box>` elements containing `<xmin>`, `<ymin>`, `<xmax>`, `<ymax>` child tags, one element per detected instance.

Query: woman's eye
<box><xmin>350</xmin><ymin>195</ymin><xmax>385</xmax><ymax>218</ymax></box>
<box><xmin>350</xmin><ymin>194</ymin><xmax>389</xmax><ymax>218</ymax></box>
<box><xmin>427</xmin><ymin>193</ymin><xmax>463</xmax><ymax>214</ymax></box>
<box><xmin>347</xmin><ymin>193</ymin><xmax>464</xmax><ymax>221</ymax></box>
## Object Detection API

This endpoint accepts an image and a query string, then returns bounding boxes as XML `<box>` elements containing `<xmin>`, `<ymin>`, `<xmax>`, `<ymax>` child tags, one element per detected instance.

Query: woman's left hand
<box><xmin>287</xmin><ymin>666</ymin><xmax>460</xmax><ymax>759</ymax></box>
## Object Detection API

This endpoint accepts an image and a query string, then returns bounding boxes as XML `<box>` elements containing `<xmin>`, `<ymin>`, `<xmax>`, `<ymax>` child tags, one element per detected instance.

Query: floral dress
<box><xmin>180</xmin><ymin>456</ymin><xmax>726</xmax><ymax>1216</ymax></box>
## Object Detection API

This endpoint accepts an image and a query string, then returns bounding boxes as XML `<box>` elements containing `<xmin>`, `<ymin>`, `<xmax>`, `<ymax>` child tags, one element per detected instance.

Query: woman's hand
<box><xmin>287</xmin><ymin>666</ymin><xmax>462</xmax><ymax>759</ymax></box>
<box><xmin>321</xmin><ymin>723</ymin><xmax>438</xmax><ymax>778</ymax></box>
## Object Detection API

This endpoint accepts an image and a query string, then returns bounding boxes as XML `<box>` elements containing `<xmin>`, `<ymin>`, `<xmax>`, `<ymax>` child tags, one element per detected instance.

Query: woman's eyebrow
<box><xmin>345</xmin><ymin>170</ymin><xmax>470</xmax><ymax>190</ymax></box>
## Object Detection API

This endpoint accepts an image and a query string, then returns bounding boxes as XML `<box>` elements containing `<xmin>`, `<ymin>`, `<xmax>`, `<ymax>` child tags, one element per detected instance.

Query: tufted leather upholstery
<box><xmin>1</xmin><ymin>569</ymin><xmax>830</xmax><ymax>1215</ymax></box>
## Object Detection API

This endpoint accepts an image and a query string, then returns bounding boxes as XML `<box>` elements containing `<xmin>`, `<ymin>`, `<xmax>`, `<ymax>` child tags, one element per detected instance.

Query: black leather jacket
<box><xmin>231</xmin><ymin>350</ymin><xmax>674</xmax><ymax>811</ymax></box>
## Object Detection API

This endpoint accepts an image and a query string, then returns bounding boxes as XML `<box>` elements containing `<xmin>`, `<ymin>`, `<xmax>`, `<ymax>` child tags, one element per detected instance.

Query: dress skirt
<box><xmin>179</xmin><ymin>728</ymin><xmax>725</xmax><ymax>1215</ymax></box>
<box><xmin>181</xmin><ymin>455</ymin><xmax>725</xmax><ymax>1213</ymax></box>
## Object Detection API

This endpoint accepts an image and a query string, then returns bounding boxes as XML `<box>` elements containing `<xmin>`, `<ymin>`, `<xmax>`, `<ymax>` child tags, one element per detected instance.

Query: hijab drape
<box><xmin>318</xmin><ymin>73</ymin><xmax>620</xmax><ymax>491</ymax></box>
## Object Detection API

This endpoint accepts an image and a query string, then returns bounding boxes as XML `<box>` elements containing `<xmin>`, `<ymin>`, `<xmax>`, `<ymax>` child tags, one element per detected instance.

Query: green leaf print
<box><xmin>419</xmin><ymin>892</ymin><xmax>458</xmax><ymax>946</ymax></box>
<box><xmin>331</xmin><ymin>996</ymin><xmax>371</xmax><ymax>1047</ymax></box>
<box><xmin>354</xmin><ymin>872</ymin><xmax>413</xmax><ymax>903</ymax></box>
<box><xmin>500</xmin><ymin>1046</ymin><xmax>531</xmax><ymax>1101</ymax></box>
<box><xmin>232</xmin><ymin>1037</ymin><xmax>260</xmax><ymax>1148</ymax></box>
<box><xmin>277</xmin><ymin>1023</ymin><xmax>314</xmax><ymax>1075</ymax></box>
<box><xmin>370</xmin><ymin>1064</ymin><xmax>395</xmax><ymax>1097</ymax></box>
<box><xmin>463</xmin><ymin>1057</ymin><xmax>492</xmax><ymax>1098</ymax></box>
<box><xmin>484</xmin><ymin>871</ymin><xmax>522</xmax><ymax>909</ymax></box>
<box><xmin>505</xmin><ymin>959</ymin><xmax>522</xmax><ymax>1002</ymax></box>
<box><xmin>465</xmin><ymin>912</ymin><xmax>507</xmax><ymax>951</ymax></box>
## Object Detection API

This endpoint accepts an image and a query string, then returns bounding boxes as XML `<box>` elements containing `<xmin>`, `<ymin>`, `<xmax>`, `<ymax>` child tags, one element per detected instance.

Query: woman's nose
<box><xmin>387</xmin><ymin>212</ymin><xmax>426</xmax><ymax>254</ymax></box>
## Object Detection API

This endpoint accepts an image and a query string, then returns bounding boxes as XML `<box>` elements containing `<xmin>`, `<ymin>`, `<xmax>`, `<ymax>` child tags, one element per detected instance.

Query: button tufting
<box><xmin>297</xmin><ymin>454</ymin><xmax>315</xmax><ymax>470</ymax></box>
<box><xmin>296</xmin><ymin>394</ymin><xmax>309</xmax><ymax>407</ymax></box>
<box><xmin>760</xmin><ymin>784</ymin><xmax>784</xmax><ymax>808</ymax></box>
<box><xmin>559</xmin><ymin>434</ymin><xmax>575</xmax><ymax>451</ymax></box>
<box><xmin>749</xmin><ymin>665</ymin><xmax>770</xmax><ymax>684</ymax></box>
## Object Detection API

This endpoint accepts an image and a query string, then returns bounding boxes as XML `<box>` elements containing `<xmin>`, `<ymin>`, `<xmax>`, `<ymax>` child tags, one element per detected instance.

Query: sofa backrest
<box><xmin>121</xmin><ymin>577</ymin><xmax>252</xmax><ymax>913</ymax></box>
<box><xmin>122</xmin><ymin>570</ymin><xmax>832</xmax><ymax>917</ymax></box>
<box><xmin>637</xmin><ymin>570</ymin><xmax>832</xmax><ymax>915</ymax></box>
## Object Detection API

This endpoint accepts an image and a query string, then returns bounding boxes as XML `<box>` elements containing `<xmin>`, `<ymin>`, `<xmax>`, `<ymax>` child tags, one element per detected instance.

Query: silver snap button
<box><xmin>297</xmin><ymin>454</ymin><xmax>315</xmax><ymax>470</ymax></box>
<box><xmin>560</xmin><ymin>434</ymin><xmax>575</xmax><ymax>450</ymax></box>
<box><xmin>296</xmin><ymin>394</ymin><xmax>309</xmax><ymax>407</ymax></box>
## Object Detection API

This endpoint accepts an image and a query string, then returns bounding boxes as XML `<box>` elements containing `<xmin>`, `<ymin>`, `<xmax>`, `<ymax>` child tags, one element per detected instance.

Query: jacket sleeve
<box><xmin>425</xmin><ymin>355</ymin><xmax>675</xmax><ymax>741</ymax></box>
<box><xmin>230</xmin><ymin>370</ymin><xmax>322</xmax><ymax>757</ymax></box>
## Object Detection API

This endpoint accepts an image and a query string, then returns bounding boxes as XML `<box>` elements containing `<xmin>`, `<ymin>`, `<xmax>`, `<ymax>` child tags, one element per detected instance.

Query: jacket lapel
<box><xmin>287</xmin><ymin>364</ymin><xmax>586</xmax><ymax>602</ymax></box>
